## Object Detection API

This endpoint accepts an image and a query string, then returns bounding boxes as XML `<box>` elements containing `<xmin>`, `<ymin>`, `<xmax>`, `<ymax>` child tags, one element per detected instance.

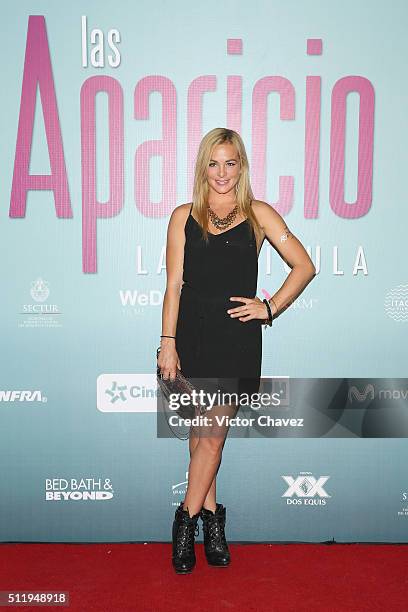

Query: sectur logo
<box><xmin>30</xmin><ymin>277</ymin><xmax>50</xmax><ymax>302</ymax></box>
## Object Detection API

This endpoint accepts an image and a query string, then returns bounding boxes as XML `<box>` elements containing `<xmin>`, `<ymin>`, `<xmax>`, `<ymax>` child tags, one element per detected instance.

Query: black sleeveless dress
<box><xmin>175</xmin><ymin>203</ymin><xmax>262</xmax><ymax>401</ymax></box>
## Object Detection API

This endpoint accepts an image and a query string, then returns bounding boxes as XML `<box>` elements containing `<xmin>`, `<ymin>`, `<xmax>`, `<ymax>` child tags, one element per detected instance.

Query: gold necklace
<box><xmin>207</xmin><ymin>204</ymin><xmax>239</xmax><ymax>230</ymax></box>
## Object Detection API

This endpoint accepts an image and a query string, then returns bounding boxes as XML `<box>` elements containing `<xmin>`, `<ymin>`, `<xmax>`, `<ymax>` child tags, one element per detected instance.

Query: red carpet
<box><xmin>1</xmin><ymin>543</ymin><xmax>407</xmax><ymax>611</ymax></box>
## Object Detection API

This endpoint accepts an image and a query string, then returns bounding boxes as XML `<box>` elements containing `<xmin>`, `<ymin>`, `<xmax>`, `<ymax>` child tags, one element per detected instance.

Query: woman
<box><xmin>158</xmin><ymin>127</ymin><xmax>316</xmax><ymax>574</ymax></box>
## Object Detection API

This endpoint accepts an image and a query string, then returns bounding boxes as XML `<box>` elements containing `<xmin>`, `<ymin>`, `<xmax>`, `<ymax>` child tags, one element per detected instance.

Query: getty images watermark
<box><xmin>156</xmin><ymin>376</ymin><xmax>290</xmax><ymax>438</ymax></box>
<box><xmin>156</xmin><ymin>377</ymin><xmax>408</xmax><ymax>438</ymax></box>
<box><xmin>167</xmin><ymin>382</ymin><xmax>291</xmax><ymax>430</ymax></box>
<box><xmin>166</xmin><ymin>386</ymin><xmax>285</xmax><ymax>412</ymax></box>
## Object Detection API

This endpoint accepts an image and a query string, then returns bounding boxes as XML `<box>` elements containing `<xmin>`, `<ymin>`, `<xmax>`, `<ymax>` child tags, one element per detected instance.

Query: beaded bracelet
<box><xmin>262</xmin><ymin>299</ymin><xmax>273</xmax><ymax>328</ymax></box>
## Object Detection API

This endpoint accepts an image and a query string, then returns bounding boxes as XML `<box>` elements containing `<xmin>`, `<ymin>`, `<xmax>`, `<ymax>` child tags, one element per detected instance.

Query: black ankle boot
<box><xmin>200</xmin><ymin>503</ymin><xmax>231</xmax><ymax>566</ymax></box>
<box><xmin>172</xmin><ymin>501</ymin><xmax>200</xmax><ymax>574</ymax></box>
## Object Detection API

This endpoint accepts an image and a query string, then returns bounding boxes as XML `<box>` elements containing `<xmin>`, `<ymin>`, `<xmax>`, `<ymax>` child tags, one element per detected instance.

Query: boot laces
<box><xmin>205</xmin><ymin>516</ymin><xmax>227</xmax><ymax>550</ymax></box>
<box><xmin>175</xmin><ymin>520</ymin><xmax>199</xmax><ymax>554</ymax></box>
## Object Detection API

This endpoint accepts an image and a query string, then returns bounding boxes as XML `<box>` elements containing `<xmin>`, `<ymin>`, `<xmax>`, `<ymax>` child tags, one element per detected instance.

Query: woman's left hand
<box><xmin>227</xmin><ymin>296</ymin><xmax>268</xmax><ymax>322</ymax></box>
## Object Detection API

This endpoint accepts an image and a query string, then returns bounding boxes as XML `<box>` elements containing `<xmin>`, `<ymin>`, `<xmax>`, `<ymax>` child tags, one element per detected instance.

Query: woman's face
<box><xmin>206</xmin><ymin>142</ymin><xmax>241</xmax><ymax>197</ymax></box>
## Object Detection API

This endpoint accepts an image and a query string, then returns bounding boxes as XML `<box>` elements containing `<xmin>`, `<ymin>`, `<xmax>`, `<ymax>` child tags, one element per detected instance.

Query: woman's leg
<box><xmin>183</xmin><ymin>402</ymin><xmax>238</xmax><ymax>517</ymax></box>
<box><xmin>189</xmin><ymin>428</ymin><xmax>217</xmax><ymax>512</ymax></box>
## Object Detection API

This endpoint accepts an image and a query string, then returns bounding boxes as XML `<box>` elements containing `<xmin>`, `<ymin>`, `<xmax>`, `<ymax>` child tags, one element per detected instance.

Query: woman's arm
<box><xmin>254</xmin><ymin>201</ymin><xmax>316</xmax><ymax>319</ymax></box>
<box><xmin>158</xmin><ymin>204</ymin><xmax>189</xmax><ymax>379</ymax></box>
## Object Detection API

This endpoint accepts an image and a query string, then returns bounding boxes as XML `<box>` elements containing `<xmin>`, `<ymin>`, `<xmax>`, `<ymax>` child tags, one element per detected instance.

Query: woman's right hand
<box><xmin>157</xmin><ymin>341</ymin><xmax>181</xmax><ymax>381</ymax></box>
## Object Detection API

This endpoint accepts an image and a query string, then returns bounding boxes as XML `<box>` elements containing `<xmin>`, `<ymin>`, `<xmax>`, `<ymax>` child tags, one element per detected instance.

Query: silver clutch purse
<box><xmin>156</xmin><ymin>347</ymin><xmax>207</xmax><ymax>421</ymax></box>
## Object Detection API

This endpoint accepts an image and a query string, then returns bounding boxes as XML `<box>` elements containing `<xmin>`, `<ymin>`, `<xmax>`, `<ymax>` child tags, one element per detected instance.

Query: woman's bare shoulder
<box><xmin>169</xmin><ymin>202</ymin><xmax>192</xmax><ymax>224</ymax></box>
<box><xmin>251</xmin><ymin>199</ymin><xmax>274</xmax><ymax>213</ymax></box>
<box><xmin>250</xmin><ymin>200</ymin><xmax>279</xmax><ymax>227</ymax></box>
<box><xmin>169</xmin><ymin>202</ymin><xmax>191</xmax><ymax>229</ymax></box>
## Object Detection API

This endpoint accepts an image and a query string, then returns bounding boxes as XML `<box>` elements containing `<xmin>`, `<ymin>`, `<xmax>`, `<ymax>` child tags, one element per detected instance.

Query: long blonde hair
<box><xmin>191</xmin><ymin>128</ymin><xmax>262</xmax><ymax>248</ymax></box>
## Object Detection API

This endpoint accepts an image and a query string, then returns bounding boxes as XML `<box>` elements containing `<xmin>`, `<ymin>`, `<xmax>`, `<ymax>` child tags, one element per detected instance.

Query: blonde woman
<box><xmin>158</xmin><ymin>127</ymin><xmax>316</xmax><ymax>573</ymax></box>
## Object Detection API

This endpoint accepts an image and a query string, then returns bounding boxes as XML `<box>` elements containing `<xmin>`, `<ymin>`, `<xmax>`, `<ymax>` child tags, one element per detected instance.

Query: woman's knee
<box><xmin>197</xmin><ymin>435</ymin><xmax>225</xmax><ymax>456</ymax></box>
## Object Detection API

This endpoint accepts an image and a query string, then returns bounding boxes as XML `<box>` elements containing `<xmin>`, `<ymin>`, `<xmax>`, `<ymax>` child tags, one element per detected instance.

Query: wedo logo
<box><xmin>0</xmin><ymin>390</ymin><xmax>47</xmax><ymax>402</ymax></box>
<box><xmin>97</xmin><ymin>374</ymin><xmax>158</xmax><ymax>412</ymax></box>
<box><xmin>119</xmin><ymin>290</ymin><xmax>162</xmax><ymax>306</ymax></box>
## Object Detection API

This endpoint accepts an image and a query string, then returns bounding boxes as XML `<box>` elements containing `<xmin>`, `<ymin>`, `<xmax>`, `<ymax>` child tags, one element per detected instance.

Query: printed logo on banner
<box><xmin>348</xmin><ymin>384</ymin><xmax>375</xmax><ymax>403</ymax></box>
<box><xmin>281</xmin><ymin>472</ymin><xmax>331</xmax><ymax>506</ymax></box>
<box><xmin>171</xmin><ymin>471</ymin><xmax>189</xmax><ymax>507</ymax></box>
<box><xmin>119</xmin><ymin>283</ymin><xmax>163</xmax><ymax>318</ymax></box>
<box><xmin>384</xmin><ymin>284</ymin><xmax>408</xmax><ymax>322</ymax></box>
<box><xmin>19</xmin><ymin>277</ymin><xmax>62</xmax><ymax>328</ymax></box>
<box><xmin>261</xmin><ymin>288</ymin><xmax>318</xmax><ymax>312</ymax></box>
<box><xmin>45</xmin><ymin>478</ymin><xmax>114</xmax><ymax>501</ymax></box>
<box><xmin>0</xmin><ymin>390</ymin><xmax>47</xmax><ymax>402</ymax></box>
<box><xmin>97</xmin><ymin>374</ymin><xmax>158</xmax><ymax>412</ymax></box>
<box><xmin>118</xmin><ymin>285</ymin><xmax>318</xmax><ymax>317</ymax></box>
<box><xmin>347</xmin><ymin>382</ymin><xmax>408</xmax><ymax>405</ymax></box>
<box><xmin>397</xmin><ymin>492</ymin><xmax>408</xmax><ymax>517</ymax></box>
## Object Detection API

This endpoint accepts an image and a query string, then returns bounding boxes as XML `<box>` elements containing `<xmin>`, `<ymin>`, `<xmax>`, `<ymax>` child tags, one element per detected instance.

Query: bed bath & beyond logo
<box><xmin>45</xmin><ymin>478</ymin><xmax>114</xmax><ymax>501</ymax></box>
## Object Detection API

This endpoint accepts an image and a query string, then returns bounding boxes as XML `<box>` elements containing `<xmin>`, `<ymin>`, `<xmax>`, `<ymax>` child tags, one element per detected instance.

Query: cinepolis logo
<box><xmin>281</xmin><ymin>472</ymin><xmax>331</xmax><ymax>505</ymax></box>
<box><xmin>97</xmin><ymin>374</ymin><xmax>158</xmax><ymax>412</ymax></box>
<box><xmin>0</xmin><ymin>390</ymin><xmax>47</xmax><ymax>402</ymax></box>
<box><xmin>45</xmin><ymin>478</ymin><xmax>114</xmax><ymax>501</ymax></box>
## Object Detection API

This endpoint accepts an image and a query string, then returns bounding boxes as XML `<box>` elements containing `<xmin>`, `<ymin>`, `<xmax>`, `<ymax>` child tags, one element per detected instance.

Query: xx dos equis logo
<box><xmin>281</xmin><ymin>472</ymin><xmax>331</xmax><ymax>506</ymax></box>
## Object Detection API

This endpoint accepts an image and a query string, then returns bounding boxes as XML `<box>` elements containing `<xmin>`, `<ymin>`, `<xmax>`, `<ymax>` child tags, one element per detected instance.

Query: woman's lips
<box><xmin>215</xmin><ymin>180</ymin><xmax>229</xmax><ymax>185</ymax></box>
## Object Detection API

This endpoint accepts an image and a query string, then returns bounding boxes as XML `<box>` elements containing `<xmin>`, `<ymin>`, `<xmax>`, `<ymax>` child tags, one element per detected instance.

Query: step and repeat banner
<box><xmin>1</xmin><ymin>1</ymin><xmax>407</xmax><ymax>543</ymax></box>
